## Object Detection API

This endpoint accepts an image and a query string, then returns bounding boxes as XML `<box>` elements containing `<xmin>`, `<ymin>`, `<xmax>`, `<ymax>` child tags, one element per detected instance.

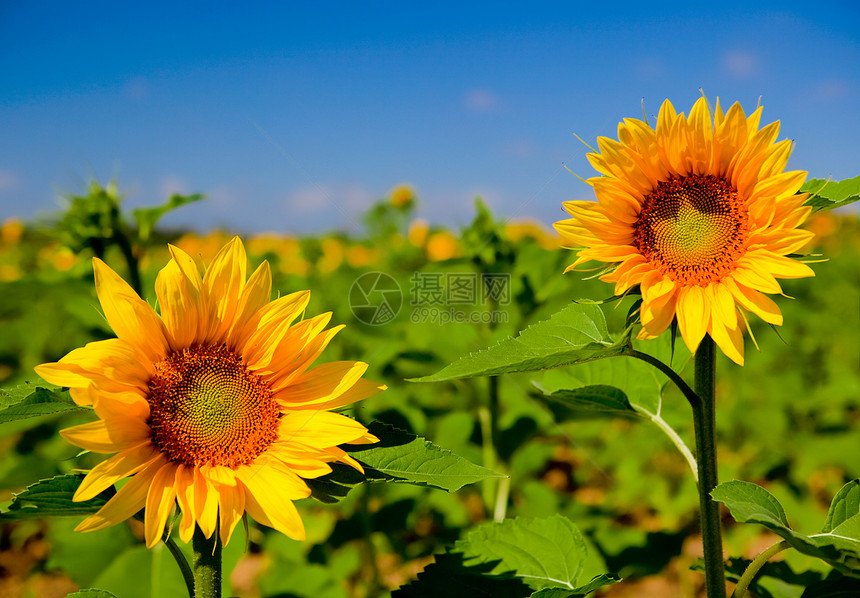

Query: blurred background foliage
<box><xmin>0</xmin><ymin>181</ymin><xmax>857</xmax><ymax>597</ymax></box>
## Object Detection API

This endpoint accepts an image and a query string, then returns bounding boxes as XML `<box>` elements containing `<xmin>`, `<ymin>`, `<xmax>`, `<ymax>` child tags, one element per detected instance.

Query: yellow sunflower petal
<box><xmin>92</xmin><ymin>392</ymin><xmax>149</xmax><ymax>421</ymax></box>
<box><xmin>677</xmin><ymin>286</ymin><xmax>709</xmax><ymax>353</ymax></box>
<box><xmin>714</xmin><ymin>102</ymin><xmax>748</xmax><ymax>175</ymax></box>
<box><xmin>35</xmin><ymin>339</ymin><xmax>150</xmax><ymax>396</ymax></box>
<box><xmin>725</xmin><ymin>278</ymin><xmax>784</xmax><ymax>325</ymax></box>
<box><xmin>747</xmin><ymin>250</ymin><xmax>816</xmax><ymax>279</ymax></box>
<box><xmin>759</xmin><ymin>139</ymin><xmax>793</xmax><ymax>179</ymax></box>
<box><xmin>730</xmin><ymin>264</ymin><xmax>783</xmax><ymax>295</ymax></box>
<box><xmin>269</xmin><ymin>447</ymin><xmax>335</xmax><ymax>478</ymax></box>
<box><xmin>42</xmin><ymin>235</ymin><xmax>382</xmax><ymax>546</ymax></box>
<box><xmin>238</xmin><ymin>466</ymin><xmax>306</xmax><ymax>540</ymax></box>
<box><xmin>227</xmin><ymin>261</ymin><xmax>272</xmax><ymax>344</ymax></box>
<box><xmin>203</xmin><ymin>237</ymin><xmax>247</xmax><ymax>343</ymax></box>
<box><xmin>156</xmin><ymin>259</ymin><xmax>202</xmax><ymax>350</ymax></box>
<box><xmin>240</xmin><ymin>458</ymin><xmax>310</xmax><ymax>500</ymax></box>
<box><xmin>75</xmin><ymin>456</ymin><xmax>167</xmax><ymax>533</ymax></box>
<box><xmin>265</xmin><ymin>319</ymin><xmax>341</xmax><ymax>388</ymax></box>
<box><xmin>144</xmin><ymin>462</ymin><xmax>179</xmax><ymax>548</ymax></box>
<box><xmin>243</xmin><ymin>306</ymin><xmax>328</xmax><ymax>374</ymax></box>
<box><xmin>194</xmin><ymin>466</ymin><xmax>220</xmax><ymax>539</ymax></box>
<box><xmin>93</xmin><ymin>259</ymin><xmax>169</xmax><ymax>362</ymax></box>
<box><xmin>276</xmin><ymin>361</ymin><xmax>368</xmax><ymax>408</ymax></box>
<box><xmin>749</xmin><ymin>228</ymin><xmax>815</xmax><ymax>254</ymax></box>
<box><xmin>174</xmin><ymin>465</ymin><xmax>197</xmax><ymax>543</ymax></box>
<box><xmin>74</xmin><ymin>443</ymin><xmax>160</xmax><ymax>501</ymax></box>
<box><xmin>639</xmin><ymin>289</ymin><xmax>679</xmax><ymax>338</ymax></box>
<box><xmin>710</xmin><ymin>283</ymin><xmax>739</xmax><ymax>329</ymax></box>
<box><xmin>688</xmin><ymin>96</ymin><xmax>714</xmax><ymax>174</ymax></box>
<box><xmin>708</xmin><ymin>314</ymin><xmax>745</xmax><ymax>366</ymax></box>
<box><xmin>216</xmin><ymin>481</ymin><xmax>246</xmax><ymax>545</ymax></box>
<box><xmin>555</xmin><ymin>96</ymin><xmax>816</xmax><ymax>364</ymax></box>
<box><xmin>61</xmin><ymin>418</ymin><xmax>150</xmax><ymax>453</ymax></box>
<box><xmin>282</xmin><ymin>377</ymin><xmax>387</xmax><ymax>411</ymax></box>
<box><xmin>278</xmin><ymin>411</ymin><xmax>371</xmax><ymax>447</ymax></box>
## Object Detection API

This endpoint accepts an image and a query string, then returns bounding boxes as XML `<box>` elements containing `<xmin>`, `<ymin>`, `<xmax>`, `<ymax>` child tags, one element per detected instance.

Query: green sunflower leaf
<box><xmin>535</xmin><ymin>385</ymin><xmax>639</xmax><ymax>420</ymax></box>
<box><xmin>532</xmin><ymin>336</ymin><xmax>696</xmax><ymax>476</ymax></box>
<box><xmin>692</xmin><ymin>556</ymin><xmax>825</xmax><ymax>597</ymax></box>
<box><xmin>799</xmin><ymin>574</ymin><xmax>860</xmax><ymax>597</ymax></box>
<box><xmin>65</xmin><ymin>591</ymin><xmax>120</xmax><ymax>598</ymax></box>
<box><xmin>408</xmin><ymin>303</ymin><xmax>623</xmax><ymax>382</ymax></box>
<box><xmin>529</xmin><ymin>577</ymin><xmax>623</xmax><ymax>598</ymax></box>
<box><xmin>308</xmin><ymin>421</ymin><xmax>504</xmax><ymax>501</ymax></box>
<box><xmin>712</xmin><ymin>480</ymin><xmax>860</xmax><ymax>578</ymax></box>
<box><xmin>801</xmin><ymin>176</ymin><xmax>860</xmax><ymax>212</ymax></box>
<box><xmin>0</xmin><ymin>473</ymin><xmax>114</xmax><ymax>520</ymax></box>
<box><xmin>821</xmin><ymin>479</ymin><xmax>860</xmax><ymax>535</ymax></box>
<box><xmin>346</xmin><ymin>421</ymin><xmax>505</xmax><ymax>492</ymax></box>
<box><xmin>0</xmin><ymin>383</ymin><xmax>88</xmax><ymax>425</ymax></box>
<box><xmin>132</xmin><ymin>192</ymin><xmax>205</xmax><ymax>241</ymax></box>
<box><xmin>393</xmin><ymin>515</ymin><xmax>620</xmax><ymax>597</ymax></box>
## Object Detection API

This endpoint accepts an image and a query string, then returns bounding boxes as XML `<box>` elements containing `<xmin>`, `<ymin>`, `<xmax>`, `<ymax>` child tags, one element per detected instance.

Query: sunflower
<box><xmin>554</xmin><ymin>97</ymin><xmax>815</xmax><ymax>365</ymax></box>
<box><xmin>35</xmin><ymin>237</ymin><xmax>384</xmax><ymax>547</ymax></box>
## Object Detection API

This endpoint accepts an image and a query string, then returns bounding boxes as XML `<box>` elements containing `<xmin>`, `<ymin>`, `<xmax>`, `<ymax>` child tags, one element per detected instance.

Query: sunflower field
<box><xmin>1</xmin><ymin>116</ymin><xmax>860</xmax><ymax>597</ymax></box>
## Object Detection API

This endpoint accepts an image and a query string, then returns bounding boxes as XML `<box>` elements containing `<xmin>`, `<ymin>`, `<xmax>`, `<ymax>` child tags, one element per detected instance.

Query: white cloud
<box><xmin>636</xmin><ymin>57</ymin><xmax>666</xmax><ymax>79</ymax></box>
<box><xmin>123</xmin><ymin>76</ymin><xmax>149</xmax><ymax>101</ymax></box>
<box><xmin>464</xmin><ymin>88</ymin><xmax>499</xmax><ymax>113</ymax></box>
<box><xmin>0</xmin><ymin>170</ymin><xmax>20</xmax><ymax>192</ymax></box>
<box><xmin>467</xmin><ymin>187</ymin><xmax>502</xmax><ymax>209</ymax></box>
<box><xmin>158</xmin><ymin>175</ymin><xmax>191</xmax><ymax>199</ymax></box>
<box><xmin>417</xmin><ymin>186</ymin><xmax>506</xmax><ymax>225</ymax></box>
<box><xmin>341</xmin><ymin>184</ymin><xmax>375</xmax><ymax>213</ymax></box>
<box><xmin>722</xmin><ymin>50</ymin><xmax>758</xmax><ymax>77</ymax></box>
<box><xmin>283</xmin><ymin>183</ymin><xmax>376</xmax><ymax>218</ymax></box>
<box><xmin>207</xmin><ymin>186</ymin><xmax>239</xmax><ymax>211</ymax></box>
<box><xmin>499</xmin><ymin>139</ymin><xmax>536</xmax><ymax>160</ymax></box>
<box><xmin>284</xmin><ymin>184</ymin><xmax>334</xmax><ymax>214</ymax></box>
<box><xmin>809</xmin><ymin>79</ymin><xmax>849</xmax><ymax>102</ymax></box>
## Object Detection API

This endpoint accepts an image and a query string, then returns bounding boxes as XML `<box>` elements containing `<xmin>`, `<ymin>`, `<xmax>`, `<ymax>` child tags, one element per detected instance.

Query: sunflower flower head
<box><xmin>36</xmin><ymin>237</ymin><xmax>384</xmax><ymax>547</ymax></box>
<box><xmin>554</xmin><ymin>97</ymin><xmax>815</xmax><ymax>365</ymax></box>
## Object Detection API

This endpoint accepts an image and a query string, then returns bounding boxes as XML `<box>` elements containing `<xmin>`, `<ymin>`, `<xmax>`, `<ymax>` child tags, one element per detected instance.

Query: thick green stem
<box><xmin>626</xmin><ymin>349</ymin><xmax>700</xmax><ymax>410</ymax></box>
<box><xmin>163</xmin><ymin>533</ymin><xmax>195</xmax><ymax>598</ymax></box>
<box><xmin>487</xmin><ymin>373</ymin><xmax>509</xmax><ymax>521</ymax></box>
<box><xmin>733</xmin><ymin>540</ymin><xmax>790</xmax><ymax>597</ymax></box>
<box><xmin>479</xmin><ymin>375</ymin><xmax>502</xmax><ymax>517</ymax></box>
<box><xmin>192</xmin><ymin>525</ymin><xmax>222</xmax><ymax>598</ymax></box>
<box><xmin>693</xmin><ymin>336</ymin><xmax>726</xmax><ymax>598</ymax></box>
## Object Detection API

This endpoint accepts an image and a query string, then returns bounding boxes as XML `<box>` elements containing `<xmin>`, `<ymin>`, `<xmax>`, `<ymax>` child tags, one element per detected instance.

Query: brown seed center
<box><xmin>633</xmin><ymin>175</ymin><xmax>749</xmax><ymax>285</ymax></box>
<box><xmin>147</xmin><ymin>345</ymin><xmax>280</xmax><ymax>468</ymax></box>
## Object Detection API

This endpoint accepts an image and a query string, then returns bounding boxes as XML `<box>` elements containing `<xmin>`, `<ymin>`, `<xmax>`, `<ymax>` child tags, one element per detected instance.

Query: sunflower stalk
<box><xmin>192</xmin><ymin>525</ymin><xmax>222</xmax><ymax>598</ymax></box>
<box><xmin>692</xmin><ymin>336</ymin><xmax>726</xmax><ymax>598</ymax></box>
<box><xmin>733</xmin><ymin>540</ymin><xmax>790</xmax><ymax>597</ymax></box>
<box><xmin>163</xmin><ymin>532</ymin><xmax>195</xmax><ymax>598</ymax></box>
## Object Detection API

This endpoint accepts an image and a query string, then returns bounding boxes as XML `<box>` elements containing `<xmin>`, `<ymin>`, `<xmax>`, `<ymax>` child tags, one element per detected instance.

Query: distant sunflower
<box><xmin>36</xmin><ymin>238</ymin><xmax>383</xmax><ymax>547</ymax></box>
<box><xmin>554</xmin><ymin>97</ymin><xmax>814</xmax><ymax>364</ymax></box>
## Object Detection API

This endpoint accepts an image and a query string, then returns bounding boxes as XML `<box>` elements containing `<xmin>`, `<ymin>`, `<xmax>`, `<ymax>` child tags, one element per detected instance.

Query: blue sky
<box><xmin>2</xmin><ymin>2</ymin><xmax>858</xmax><ymax>234</ymax></box>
